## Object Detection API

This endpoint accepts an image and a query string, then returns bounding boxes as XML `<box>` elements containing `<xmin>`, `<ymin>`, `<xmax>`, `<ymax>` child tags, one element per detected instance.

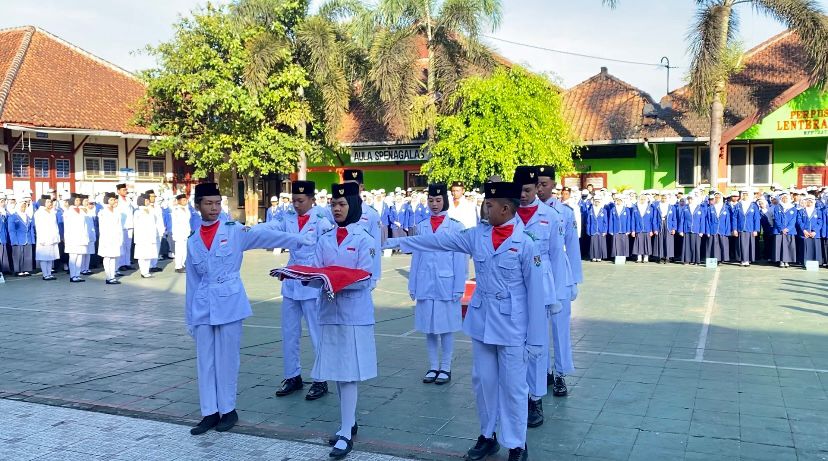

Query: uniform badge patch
<box><xmin>534</xmin><ymin>255</ymin><xmax>542</xmax><ymax>267</ymax></box>
<box><xmin>370</xmin><ymin>248</ymin><xmax>376</xmax><ymax>257</ymax></box>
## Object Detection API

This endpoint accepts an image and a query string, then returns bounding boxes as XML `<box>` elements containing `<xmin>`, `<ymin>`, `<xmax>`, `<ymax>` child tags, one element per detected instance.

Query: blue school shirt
<box><xmin>8</xmin><ymin>212</ymin><xmax>35</xmax><ymax>245</ymax></box>
<box><xmin>733</xmin><ymin>202</ymin><xmax>761</xmax><ymax>233</ymax></box>
<box><xmin>585</xmin><ymin>206</ymin><xmax>608</xmax><ymax>236</ymax></box>
<box><xmin>607</xmin><ymin>203</ymin><xmax>632</xmax><ymax>234</ymax></box>
<box><xmin>652</xmin><ymin>203</ymin><xmax>678</xmax><ymax>231</ymax></box>
<box><xmin>679</xmin><ymin>205</ymin><xmax>706</xmax><ymax>234</ymax></box>
<box><xmin>796</xmin><ymin>208</ymin><xmax>822</xmax><ymax>237</ymax></box>
<box><xmin>631</xmin><ymin>204</ymin><xmax>655</xmax><ymax>233</ymax></box>
<box><xmin>707</xmin><ymin>204</ymin><xmax>734</xmax><ymax>235</ymax></box>
<box><xmin>772</xmin><ymin>205</ymin><xmax>798</xmax><ymax>235</ymax></box>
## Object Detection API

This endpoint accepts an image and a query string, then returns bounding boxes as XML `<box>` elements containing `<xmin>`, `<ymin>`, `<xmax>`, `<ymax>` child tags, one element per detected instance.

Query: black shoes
<box><xmin>69</xmin><ymin>277</ymin><xmax>85</xmax><ymax>283</ymax></box>
<box><xmin>175</xmin><ymin>268</ymin><xmax>186</xmax><ymax>273</ymax></box>
<box><xmin>552</xmin><ymin>375</ymin><xmax>568</xmax><ymax>396</ymax></box>
<box><xmin>141</xmin><ymin>274</ymin><xmax>154</xmax><ymax>279</ymax></box>
<box><xmin>422</xmin><ymin>369</ymin><xmax>439</xmax><ymax>384</ymax></box>
<box><xmin>306</xmin><ymin>381</ymin><xmax>328</xmax><ymax>400</ymax></box>
<box><xmin>105</xmin><ymin>279</ymin><xmax>121</xmax><ymax>285</ymax></box>
<box><xmin>434</xmin><ymin>370</ymin><xmax>451</xmax><ymax>385</ymax></box>
<box><xmin>42</xmin><ymin>275</ymin><xmax>56</xmax><ymax>281</ymax></box>
<box><xmin>149</xmin><ymin>267</ymin><xmax>163</xmax><ymax>273</ymax></box>
<box><xmin>329</xmin><ymin>436</ymin><xmax>353</xmax><ymax>459</ymax></box>
<box><xmin>508</xmin><ymin>445</ymin><xmax>528</xmax><ymax>461</ymax></box>
<box><xmin>527</xmin><ymin>399</ymin><xmax>544</xmax><ymax>427</ymax></box>
<box><xmin>275</xmin><ymin>375</ymin><xmax>303</xmax><ymax>397</ymax></box>
<box><xmin>119</xmin><ymin>265</ymin><xmax>134</xmax><ymax>271</ymax></box>
<box><xmin>328</xmin><ymin>423</ymin><xmax>358</xmax><ymax>446</ymax></box>
<box><xmin>467</xmin><ymin>433</ymin><xmax>500</xmax><ymax>461</ymax></box>
<box><xmin>190</xmin><ymin>412</ymin><xmax>220</xmax><ymax>435</ymax></box>
<box><xmin>80</xmin><ymin>270</ymin><xmax>93</xmax><ymax>276</ymax></box>
<box><xmin>215</xmin><ymin>410</ymin><xmax>238</xmax><ymax>432</ymax></box>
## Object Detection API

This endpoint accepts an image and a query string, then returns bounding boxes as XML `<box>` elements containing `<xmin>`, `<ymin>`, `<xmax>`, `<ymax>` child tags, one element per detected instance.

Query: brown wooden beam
<box><xmin>8</xmin><ymin>134</ymin><xmax>22</xmax><ymax>153</ymax></box>
<box><xmin>125</xmin><ymin>139</ymin><xmax>141</xmax><ymax>158</ymax></box>
<box><xmin>72</xmin><ymin>135</ymin><xmax>89</xmax><ymax>155</ymax></box>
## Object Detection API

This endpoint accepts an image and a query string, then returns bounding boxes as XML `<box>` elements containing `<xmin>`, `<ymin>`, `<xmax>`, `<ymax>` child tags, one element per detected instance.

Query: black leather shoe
<box><xmin>527</xmin><ymin>398</ymin><xmax>544</xmax><ymax>427</ymax></box>
<box><xmin>80</xmin><ymin>270</ymin><xmax>93</xmax><ymax>275</ymax></box>
<box><xmin>546</xmin><ymin>372</ymin><xmax>555</xmax><ymax>387</ymax></box>
<box><xmin>175</xmin><ymin>268</ymin><xmax>186</xmax><ymax>273</ymax></box>
<box><xmin>215</xmin><ymin>410</ymin><xmax>238</xmax><ymax>432</ymax></box>
<box><xmin>467</xmin><ymin>433</ymin><xmax>499</xmax><ymax>461</ymax></box>
<box><xmin>150</xmin><ymin>267</ymin><xmax>163</xmax><ymax>273</ymax></box>
<box><xmin>508</xmin><ymin>445</ymin><xmax>528</xmax><ymax>461</ymax></box>
<box><xmin>69</xmin><ymin>277</ymin><xmax>85</xmax><ymax>283</ymax></box>
<box><xmin>105</xmin><ymin>279</ymin><xmax>121</xmax><ymax>285</ymax></box>
<box><xmin>190</xmin><ymin>412</ymin><xmax>220</xmax><ymax>435</ymax></box>
<box><xmin>328</xmin><ymin>423</ymin><xmax>358</xmax><ymax>446</ymax></box>
<box><xmin>422</xmin><ymin>369</ymin><xmax>439</xmax><ymax>384</ymax></box>
<box><xmin>115</xmin><ymin>271</ymin><xmax>124</xmax><ymax>277</ymax></box>
<box><xmin>434</xmin><ymin>370</ymin><xmax>451</xmax><ymax>385</ymax></box>
<box><xmin>42</xmin><ymin>275</ymin><xmax>56</xmax><ymax>281</ymax></box>
<box><xmin>552</xmin><ymin>375</ymin><xmax>568</xmax><ymax>396</ymax></box>
<box><xmin>306</xmin><ymin>381</ymin><xmax>328</xmax><ymax>400</ymax></box>
<box><xmin>119</xmin><ymin>265</ymin><xmax>134</xmax><ymax>271</ymax></box>
<box><xmin>329</xmin><ymin>436</ymin><xmax>353</xmax><ymax>459</ymax></box>
<box><xmin>275</xmin><ymin>375</ymin><xmax>303</xmax><ymax>397</ymax></box>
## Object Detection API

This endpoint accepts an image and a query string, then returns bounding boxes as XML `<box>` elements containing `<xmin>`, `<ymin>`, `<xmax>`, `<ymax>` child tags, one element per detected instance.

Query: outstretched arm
<box><xmin>385</xmin><ymin>228</ymin><xmax>475</xmax><ymax>255</ymax></box>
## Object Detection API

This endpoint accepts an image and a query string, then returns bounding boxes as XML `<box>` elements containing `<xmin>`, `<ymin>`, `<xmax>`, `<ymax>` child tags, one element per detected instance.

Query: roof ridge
<box><xmin>28</xmin><ymin>26</ymin><xmax>144</xmax><ymax>83</ymax></box>
<box><xmin>567</xmin><ymin>69</ymin><xmax>656</xmax><ymax>104</ymax></box>
<box><xmin>0</xmin><ymin>26</ymin><xmax>35</xmax><ymax>118</ymax></box>
<box><xmin>742</xmin><ymin>29</ymin><xmax>794</xmax><ymax>60</ymax></box>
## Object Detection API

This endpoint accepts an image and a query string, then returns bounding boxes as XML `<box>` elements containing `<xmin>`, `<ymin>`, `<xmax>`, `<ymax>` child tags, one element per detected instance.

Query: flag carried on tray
<box><xmin>270</xmin><ymin>265</ymin><xmax>371</xmax><ymax>299</ymax></box>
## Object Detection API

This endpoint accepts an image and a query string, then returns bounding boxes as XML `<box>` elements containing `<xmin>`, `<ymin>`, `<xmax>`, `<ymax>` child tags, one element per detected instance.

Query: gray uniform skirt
<box><xmin>652</xmin><ymin>221</ymin><xmax>675</xmax><ymax>259</ymax></box>
<box><xmin>681</xmin><ymin>233</ymin><xmax>702</xmax><ymax>263</ymax></box>
<box><xmin>631</xmin><ymin>232</ymin><xmax>651</xmax><ymax>255</ymax></box>
<box><xmin>706</xmin><ymin>234</ymin><xmax>729</xmax><ymax>262</ymax></box>
<box><xmin>798</xmin><ymin>237</ymin><xmax>822</xmax><ymax>264</ymax></box>
<box><xmin>12</xmin><ymin>244</ymin><xmax>33</xmax><ymax>272</ymax></box>
<box><xmin>610</xmin><ymin>233</ymin><xmax>629</xmax><ymax>257</ymax></box>
<box><xmin>589</xmin><ymin>234</ymin><xmax>607</xmax><ymax>259</ymax></box>
<box><xmin>775</xmin><ymin>234</ymin><xmax>796</xmax><ymax>263</ymax></box>
<box><xmin>312</xmin><ymin>324</ymin><xmax>377</xmax><ymax>382</ymax></box>
<box><xmin>736</xmin><ymin>231</ymin><xmax>756</xmax><ymax>263</ymax></box>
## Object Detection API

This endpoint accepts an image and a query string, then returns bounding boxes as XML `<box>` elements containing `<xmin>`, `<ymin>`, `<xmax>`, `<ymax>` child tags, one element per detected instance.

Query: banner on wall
<box><xmin>350</xmin><ymin>145</ymin><xmax>429</xmax><ymax>163</ymax></box>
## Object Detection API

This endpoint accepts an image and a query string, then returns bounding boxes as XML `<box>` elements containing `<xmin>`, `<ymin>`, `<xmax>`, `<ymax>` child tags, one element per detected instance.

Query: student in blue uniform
<box><xmin>513</xmin><ymin>166</ymin><xmax>570</xmax><ymax>428</ymax></box>
<box><xmin>266</xmin><ymin>196</ymin><xmax>280</xmax><ymax>223</ymax></box>
<box><xmin>796</xmin><ymin>195</ymin><xmax>822</xmax><ymax>265</ymax></box>
<box><xmin>414</xmin><ymin>194</ymin><xmax>430</xmax><ymax>227</ymax></box>
<box><xmin>384</xmin><ymin>181</ymin><xmax>546</xmax><ymax>461</ymax></box>
<box><xmin>535</xmin><ymin>165</ymin><xmax>581</xmax><ymax>400</ymax></box>
<box><xmin>8</xmin><ymin>200</ymin><xmax>35</xmax><ymax>276</ymax></box>
<box><xmin>757</xmin><ymin>198</ymin><xmax>773</xmax><ymax>262</ymax></box>
<box><xmin>706</xmin><ymin>192</ymin><xmax>734</xmax><ymax>262</ymax></box>
<box><xmin>607</xmin><ymin>197</ymin><xmax>631</xmax><ymax>259</ymax></box>
<box><xmin>678</xmin><ymin>195</ymin><xmax>706</xmax><ymax>265</ymax></box>
<box><xmin>310</xmin><ymin>182</ymin><xmax>378</xmax><ymax>460</ymax></box>
<box><xmin>733</xmin><ymin>190</ymin><xmax>761</xmax><ymax>266</ymax></box>
<box><xmin>652</xmin><ymin>193</ymin><xmax>678</xmax><ymax>264</ymax></box>
<box><xmin>773</xmin><ymin>192</ymin><xmax>797</xmax><ymax>268</ymax></box>
<box><xmin>585</xmin><ymin>197</ymin><xmax>608</xmax><ymax>261</ymax></box>
<box><xmin>408</xmin><ymin>184</ymin><xmax>466</xmax><ymax>385</ymax></box>
<box><xmin>630</xmin><ymin>194</ymin><xmax>654</xmax><ymax>263</ymax></box>
<box><xmin>0</xmin><ymin>194</ymin><xmax>10</xmax><ymax>274</ymax></box>
<box><xmin>268</xmin><ymin>181</ymin><xmax>335</xmax><ymax>401</ymax></box>
<box><xmin>185</xmin><ymin>183</ymin><xmax>311</xmax><ymax>436</ymax></box>
<box><xmin>822</xmin><ymin>200</ymin><xmax>828</xmax><ymax>267</ymax></box>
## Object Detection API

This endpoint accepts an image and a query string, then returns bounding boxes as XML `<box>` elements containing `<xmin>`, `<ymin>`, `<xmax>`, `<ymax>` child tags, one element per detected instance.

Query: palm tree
<box><xmin>606</xmin><ymin>0</ymin><xmax>828</xmax><ymax>189</ymax></box>
<box><xmin>231</xmin><ymin>0</ymin><xmax>362</xmax><ymax>179</ymax></box>
<box><xmin>365</xmin><ymin>0</ymin><xmax>503</xmax><ymax>141</ymax></box>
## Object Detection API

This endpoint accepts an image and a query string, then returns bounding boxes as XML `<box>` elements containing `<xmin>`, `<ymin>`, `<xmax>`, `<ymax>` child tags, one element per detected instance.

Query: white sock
<box><xmin>335</xmin><ymin>381</ymin><xmax>358</xmax><ymax>448</ymax></box>
<box><xmin>426</xmin><ymin>334</ymin><xmax>439</xmax><ymax>370</ymax></box>
<box><xmin>439</xmin><ymin>333</ymin><xmax>453</xmax><ymax>372</ymax></box>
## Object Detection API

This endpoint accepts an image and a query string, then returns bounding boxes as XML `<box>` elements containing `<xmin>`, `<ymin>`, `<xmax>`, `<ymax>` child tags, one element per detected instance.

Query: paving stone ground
<box><xmin>1</xmin><ymin>251</ymin><xmax>828</xmax><ymax>460</ymax></box>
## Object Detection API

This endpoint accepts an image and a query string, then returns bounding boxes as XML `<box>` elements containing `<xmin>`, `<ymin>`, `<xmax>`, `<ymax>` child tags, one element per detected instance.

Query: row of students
<box><xmin>581</xmin><ymin>189</ymin><xmax>828</xmax><ymax>268</ymax></box>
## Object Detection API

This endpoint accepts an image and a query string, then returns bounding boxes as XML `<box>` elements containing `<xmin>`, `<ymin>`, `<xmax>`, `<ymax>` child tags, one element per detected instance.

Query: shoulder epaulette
<box><xmin>188</xmin><ymin>230</ymin><xmax>196</xmax><ymax>238</ymax></box>
<box><xmin>450</xmin><ymin>217</ymin><xmax>460</xmax><ymax>223</ymax></box>
<box><xmin>225</xmin><ymin>221</ymin><xmax>236</xmax><ymax>226</ymax></box>
<box><xmin>524</xmin><ymin>230</ymin><xmax>537</xmax><ymax>241</ymax></box>
<box><xmin>363</xmin><ymin>228</ymin><xmax>373</xmax><ymax>237</ymax></box>
<box><xmin>321</xmin><ymin>227</ymin><xmax>335</xmax><ymax>235</ymax></box>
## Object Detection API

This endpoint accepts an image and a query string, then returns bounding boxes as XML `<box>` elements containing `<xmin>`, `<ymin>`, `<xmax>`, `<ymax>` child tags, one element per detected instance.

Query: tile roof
<box><xmin>0</xmin><ymin>26</ymin><xmax>148</xmax><ymax>135</ymax></box>
<box><xmin>562</xmin><ymin>67</ymin><xmax>657</xmax><ymax>143</ymax></box>
<box><xmin>647</xmin><ymin>30</ymin><xmax>810</xmax><ymax>140</ymax></box>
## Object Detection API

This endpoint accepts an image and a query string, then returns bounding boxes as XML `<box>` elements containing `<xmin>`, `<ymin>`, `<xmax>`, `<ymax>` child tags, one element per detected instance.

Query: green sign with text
<box><xmin>737</xmin><ymin>88</ymin><xmax>828</xmax><ymax>140</ymax></box>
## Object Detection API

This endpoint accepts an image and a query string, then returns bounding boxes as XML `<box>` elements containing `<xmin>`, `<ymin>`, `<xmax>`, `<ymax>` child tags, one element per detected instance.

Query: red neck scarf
<box><xmin>336</xmin><ymin>227</ymin><xmax>348</xmax><ymax>245</ymax></box>
<box><xmin>297</xmin><ymin>213</ymin><xmax>310</xmax><ymax>231</ymax></box>
<box><xmin>200</xmin><ymin>221</ymin><xmax>220</xmax><ymax>250</ymax></box>
<box><xmin>492</xmin><ymin>224</ymin><xmax>514</xmax><ymax>250</ymax></box>
<box><xmin>430</xmin><ymin>215</ymin><xmax>446</xmax><ymax>233</ymax></box>
<box><xmin>516</xmin><ymin>205</ymin><xmax>538</xmax><ymax>225</ymax></box>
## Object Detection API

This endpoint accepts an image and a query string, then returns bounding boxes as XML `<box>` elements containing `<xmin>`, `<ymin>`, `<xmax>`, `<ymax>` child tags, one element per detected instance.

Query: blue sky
<box><xmin>1</xmin><ymin>0</ymin><xmax>825</xmax><ymax>99</ymax></box>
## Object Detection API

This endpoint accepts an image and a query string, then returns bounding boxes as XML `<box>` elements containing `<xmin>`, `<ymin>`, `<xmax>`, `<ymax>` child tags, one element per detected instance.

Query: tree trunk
<box><xmin>243</xmin><ymin>173</ymin><xmax>260</xmax><ymax>226</ymax></box>
<box><xmin>708</xmin><ymin>3</ymin><xmax>732</xmax><ymax>191</ymax></box>
<box><xmin>297</xmin><ymin>86</ymin><xmax>307</xmax><ymax>180</ymax></box>
<box><xmin>425</xmin><ymin>0</ymin><xmax>436</xmax><ymax>143</ymax></box>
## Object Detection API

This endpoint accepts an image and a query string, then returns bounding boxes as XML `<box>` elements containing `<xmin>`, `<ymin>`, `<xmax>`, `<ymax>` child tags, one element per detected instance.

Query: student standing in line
<box><xmin>652</xmin><ymin>192</ymin><xmax>678</xmax><ymax>264</ymax></box>
<box><xmin>134</xmin><ymin>194</ymin><xmax>161</xmax><ymax>278</ymax></box>
<box><xmin>796</xmin><ymin>195</ymin><xmax>822</xmax><ymax>266</ymax></box>
<box><xmin>607</xmin><ymin>197</ymin><xmax>631</xmax><ymax>260</ymax></box>
<box><xmin>0</xmin><ymin>193</ymin><xmax>11</xmax><ymax>274</ymax></box>
<box><xmin>116</xmin><ymin>183</ymin><xmax>136</xmax><ymax>271</ymax></box>
<box><xmin>706</xmin><ymin>192</ymin><xmax>734</xmax><ymax>263</ymax></box>
<box><xmin>630</xmin><ymin>194</ymin><xmax>654</xmax><ymax>263</ymax></box>
<box><xmin>585</xmin><ymin>197</ymin><xmax>608</xmax><ymax>262</ymax></box>
<box><xmin>81</xmin><ymin>195</ymin><xmax>97</xmax><ymax>275</ymax></box>
<box><xmin>97</xmin><ymin>193</ymin><xmax>124</xmax><ymax>284</ymax></box>
<box><xmin>34</xmin><ymin>196</ymin><xmax>60</xmax><ymax>281</ymax></box>
<box><xmin>733</xmin><ymin>190</ymin><xmax>761</xmax><ymax>267</ymax></box>
<box><xmin>678</xmin><ymin>195</ymin><xmax>706</xmax><ymax>265</ymax></box>
<box><xmin>172</xmin><ymin>194</ymin><xmax>192</xmax><ymax>273</ymax></box>
<box><xmin>63</xmin><ymin>194</ymin><xmax>90</xmax><ymax>283</ymax></box>
<box><xmin>774</xmin><ymin>192</ymin><xmax>797</xmax><ymax>268</ymax></box>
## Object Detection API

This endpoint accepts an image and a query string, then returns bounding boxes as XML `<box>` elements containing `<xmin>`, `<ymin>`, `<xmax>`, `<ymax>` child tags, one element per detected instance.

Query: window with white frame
<box><xmin>135</xmin><ymin>147</ymin><xmax>165</xmax><ymax>178</ymax></box>
<box><xmin>12</xmin><ymin>153</ymin><xmax>29</xmax><ymax>178</ymax></box>
<box><xmin>728</xmin><ymin>144</ymin><xmax>772</xmax><ymax>187</ymax></box>
<box><xmin>83</xmin><ymin>143</ymin><xmax>119</xmax><ymax>178</ymax></box>
<box><xmin>33</xmin><ymin>158</ymin><xmax>49</xmax><ymax>178</ymax></box>
<box><xmin>55</xmin><ymin>159</ymin><xmax>71</xmax><ymax>179</ymax></box>
<box><xmin>676</xmin><ymin>146</ymin><xmax>711</xmax><ymax>187</ymax></box>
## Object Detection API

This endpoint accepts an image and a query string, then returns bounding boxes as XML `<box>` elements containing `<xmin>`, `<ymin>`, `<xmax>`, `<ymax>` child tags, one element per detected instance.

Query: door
<box><xmin>31</xmin><ymin>154</ymin><xmax>74</xmax><ymax>196</ymax></box>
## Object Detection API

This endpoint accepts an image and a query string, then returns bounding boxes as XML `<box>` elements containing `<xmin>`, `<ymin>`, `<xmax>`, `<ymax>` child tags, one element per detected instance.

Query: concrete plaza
<box><xmin>1</xmin><ymin>251</ymin><xmax>827</xmax><ymax>460</ymax></box>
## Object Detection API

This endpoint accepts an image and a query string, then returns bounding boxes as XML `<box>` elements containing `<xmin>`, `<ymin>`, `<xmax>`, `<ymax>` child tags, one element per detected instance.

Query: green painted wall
<box><xmin>577</xmin><ymin>144</ymin><xmax>678</xmax><ymax>190</ymax></box>
<box><xmin>771</xmin><ymin>137</ymin><xmax>828</xmax><ymax>186</ymax></box>
<box><xmin>307</xmin><ymin>172</ymin><xmax>339</xmax><ymax>190</ymax></box>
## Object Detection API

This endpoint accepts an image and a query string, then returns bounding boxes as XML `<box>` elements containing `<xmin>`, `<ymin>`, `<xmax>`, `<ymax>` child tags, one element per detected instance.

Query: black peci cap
<box><xmin>332</xmin><ymin>182</ymin><xmax>360</xmax><ymax>199</ymax></box>
<box><xmin>144</xmin><ymin>189</ymin><xmax>156</xmax><ymax>196</ymax></box>
<box><xmin>104</xmin><ymin>192</ymin><xmax>118</xmax><ymax>201</ymax></box>
<box><xmin>450</xmin><ymin>181</ymin><xmax>465</xmax><ymax>188</ymax></box>
<box><xmin>513</xmin><ymin>166</ymin><xmax>539</xmax><ymax>186</ymax></box>
<box><xmin>343</xmin><ymin>169</ymin><xmax>364</xmax><ymax>184</ymax></box>
<box><xmin>175</xmin><ymin>193</ymin><xmax>187</xmax><ymax>200</ymax></box>
<box><xmin>292</xmin><ymin>181</ymin><xmax>315</xmax><ymax>196</ymax></box>
<box><xmin>116</xmin><ymin>183</ymin><xmax>127</xmax><ymax>190</ymax></box>
<box><xmin>536</xmin><ymin>165</ymin><xmax>555</xmax><ymax>179</ymax></box>
<box><xmin>428</xmin><ymin>183</ymin><xmax>448</xmax><ymax>196</ymax></box>
<box><xmin>194</xmin><ymin>182</ymin><xmax>221</xmax><ymax>199</ymax></box>
<box><xmin>484</xmin><ymin>182</ymin><xmax>521</xmax><ymax>200</ymax></box>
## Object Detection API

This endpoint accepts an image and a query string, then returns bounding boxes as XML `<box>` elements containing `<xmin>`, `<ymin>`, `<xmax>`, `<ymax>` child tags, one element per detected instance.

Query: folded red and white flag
<box><xmin>270</xmin><ymin>265</ymin><xmax>371</xmax><ymax>298</ymax></box>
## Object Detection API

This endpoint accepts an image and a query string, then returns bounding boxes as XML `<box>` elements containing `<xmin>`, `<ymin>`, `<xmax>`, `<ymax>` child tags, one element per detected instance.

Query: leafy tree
<box><xmin>605</xmin><ymin>0</ymin><xmax>828</xmax><ymax>189</ymax></box>
<box><xmin>137</xmin><ymin>4</ymin><xmax>318</xmax><ymax>223</ymax></box>
<box><xmin>423</xmin><ymin>66</ymin><xmax>578</xmax><ymax>185</ymax></box>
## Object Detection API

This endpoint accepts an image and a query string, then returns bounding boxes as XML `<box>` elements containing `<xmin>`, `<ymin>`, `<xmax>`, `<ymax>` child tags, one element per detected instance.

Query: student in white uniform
<box><xmin>447</xmin><ymin>181</ymin><xmax>479</xmax><ymax>229</ymax></box>
<box><xmin>97</xmin><ymin>192</ymin><xmax>124</xmax><ymax>284</ymax></box>
<box><xmin>409</xmin><ymin>184</ymin><xmax>467</xmax><ymax>385</ymax></box>
<box><xmin>145</xmin><ymin>190</ymin><xmax>165</xmax><ymax>273</ymax></box>
<box><xmin>309</xmin><ymin>182</ymin><xmax>377</xmax><ymax>460</ymax></box>
<box><xmin>116</xmin><ymin>183</ymin><xmax>135</xmax><ymax>271</ymax></box>
<box><xmin>186</xmin><ymin>183</ymin><xmax>311</xmax><ymax>436</ymax></box>
<box><xmin>81</xmin><ymin>195</ymin><xmax>97</xmax><ymax>275</ymax></box>
<box><xmin>34</xmin><ymin>196</ymin><xmax>60</xmax><ymax>281</ymax></box>
<box><xmin>268</xmin><ymin>181</ymin><xmax>334</xmax><ymax>401</ymax></box>
<box><xmin>64</xmin><ymin>193</ymin><xmax>90</xmax><ymax>283</ymax></box>
<box><xmin>134</xmin><ymin>194</ymin><xmax>162</xmax><ymax>278</ymax></box>
<box><xmin>385</xmin><ymin>182</ymin><xmax>546</xmax><ymax>461</ymax></box>
<box><xmin>172</xmin><ymin>194</ymin><xmax>192</xmax><ymax>273</ymax></box>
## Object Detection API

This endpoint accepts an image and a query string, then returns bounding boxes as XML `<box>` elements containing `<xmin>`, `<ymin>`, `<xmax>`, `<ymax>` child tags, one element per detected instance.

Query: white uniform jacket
<box><xmin>185</xmin><ymin>221</ymin><xmax>306</xmax><ymax>328</ymax></box>
<box><xmin>408</xmin><ymin>214</ymin><xmax>467</xmax><ymax>301</ymax></box>
<box><xmin>392</xmin><ymin>217</ymin><xmax>546</xmax><ymax>347</ymax></box>
<box><xmin>97</xmin><ymin>207</ymin><xmax>124</xmax><ymax>258</ymax></box>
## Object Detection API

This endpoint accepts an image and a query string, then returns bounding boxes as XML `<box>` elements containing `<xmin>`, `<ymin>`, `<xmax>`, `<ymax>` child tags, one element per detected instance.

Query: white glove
<box><xmin>526</xmin><ymin>344</ymin><xmax>543</xmax><ymax>360</ymax></box>
<box><xmin>570</xmin><ymin>284</ymin><xmax>579</xmax><ymax>301</ymax></box>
